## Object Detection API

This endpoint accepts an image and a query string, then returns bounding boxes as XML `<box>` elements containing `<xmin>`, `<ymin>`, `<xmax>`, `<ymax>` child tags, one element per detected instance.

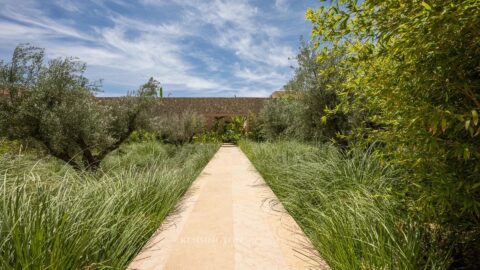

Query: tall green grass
<box><xmin>239</xmin><ymin>140</ymin><xmax>449</xmax><ymax>270</ymax></box>
<box><xmin>0</xmin><ymin>142</ymin><xmax>219</xmax><ymax>269</ymax></box>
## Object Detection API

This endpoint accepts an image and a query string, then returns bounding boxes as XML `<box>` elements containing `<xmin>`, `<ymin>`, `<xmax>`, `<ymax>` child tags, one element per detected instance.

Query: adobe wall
<box><xmin>96</xmin><ymin>97</ymin><xmax>269</xmax><ymax>126</ymax></box>
<box><xmin>153</xmin><ymin>97</ymin><xmax>268</xmax><ymax>126</ymax></box>
<box><xmin>155</xmin><ymin>97</ymin><xmax>267</xmax><ymax>115</ymax></box>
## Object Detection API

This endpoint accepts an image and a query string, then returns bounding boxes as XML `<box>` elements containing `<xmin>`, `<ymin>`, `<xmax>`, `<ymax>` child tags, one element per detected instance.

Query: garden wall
<box><xmin>97</xmin><ymin>97</ymin><xmax>269</xmax><ymax>127</ymax></box>
<box><xmin>153</xmin><ymin>97</ymin><xmax>268</xmax><ymax>126</ymax></box>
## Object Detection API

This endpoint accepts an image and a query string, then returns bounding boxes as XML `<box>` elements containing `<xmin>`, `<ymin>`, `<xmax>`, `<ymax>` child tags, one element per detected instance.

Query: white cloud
<box><xmin>235</xmin><ymin>87</ymin><xmax>273</xmax><ymax>97</ymax></box>
<box><xmin>188</xmin><ymin>50</ymin><xmax>222</xmax><ymax>71</ymax></box>
<box><xmin>181</xmin><ymin>0</ymin><xmax>295</xmax><ymax>68</ymax></box>
<box><xmin>0</xmin><ymin>3</ymin><xmax>92</xmax><ymax>41</ymax></box>
<box><xmin>234</xmin><ymin>66</ymin><xmax>286</xmax><ymax>86</ymax></box>
<box><xmin>44</xmin><ymin>45</ymin><xmax>121</xmax><ymax>66</ymax></box>
<box><xmin>0</xmin><ymin>21</ymin><xmax>50</xmax><ymax>40</ymax></box>
<box><xmin>53</xmin><ymin>0</ymin><xmax>82</xmax><ymax>12</ymax></box>
<box><xmin>0</xmin><ymin>0</ymin><xmax>311</xmax><ymax>96</ymax></box>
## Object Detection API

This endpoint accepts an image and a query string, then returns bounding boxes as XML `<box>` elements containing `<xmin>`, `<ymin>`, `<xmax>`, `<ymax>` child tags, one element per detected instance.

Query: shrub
<box><xmin>258</xmin><ymin>97</ymin><xmax>305</xmax><ymax>141</ymax></box>
<box><xmin>205</xmin><ymin>115</ymin><xmax>248</xmax><ymax>143</ymax></box>
<box><xmin>222</xmin><ymin>116</ymin><xmax>246</xmax><ymax>143</ymax></box>
<box><xmin>245</xmin><ymin>112</ymin><xmax>266</xmax><ymax>141</ymax></box>
<box><xmin>153</xmin><ymin>110</ymin><xmax>205</xmax><ymax>145</ymax></box>
<box><xmin>127</xmin><ymin>130</ymin><xmax>157</xmax><ymax>143</ymax></box>
<box><xmin>307</xmin><ymin>1</ymin><xmax>480</xmax><ymax>267</ymax></box>
<box><xmin>193</xmin><ymin>131</ymin><xmax>222</xmax><ymax>144</ymax></box>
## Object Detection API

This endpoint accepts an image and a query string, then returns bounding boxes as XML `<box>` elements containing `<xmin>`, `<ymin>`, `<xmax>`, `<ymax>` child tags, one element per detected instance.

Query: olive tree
<box><xmin>138</xmin><ymin>77</ymin><xmax>161</xmax><ymax>97</ymax></box>
<box><xmin>0</xmin><ymin>44</ymin><xmax>153</xmax><ymax>170</ymax></box>
<box><xmin>284</xmin><ymin>38</ymin><xmax>349</xmax><ymax>143</ymax></box>
<box><xmin>259</xmin><ymin>98</ymin><xmax>305</xmax><ymax>141</ymax></box>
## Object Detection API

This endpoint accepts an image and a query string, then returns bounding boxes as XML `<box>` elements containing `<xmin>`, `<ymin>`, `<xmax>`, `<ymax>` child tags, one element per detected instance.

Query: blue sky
<box><xmin>0</xmin><ymin>0</ymin><xmax>322</xmax><ymax>97</ymax></box>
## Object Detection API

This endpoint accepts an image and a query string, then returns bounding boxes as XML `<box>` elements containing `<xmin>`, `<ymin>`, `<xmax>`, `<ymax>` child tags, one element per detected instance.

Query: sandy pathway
<box><xmin>128</xmin><ymin>144</ymin><xmax>328</xmax><ymax>270</ymax></box>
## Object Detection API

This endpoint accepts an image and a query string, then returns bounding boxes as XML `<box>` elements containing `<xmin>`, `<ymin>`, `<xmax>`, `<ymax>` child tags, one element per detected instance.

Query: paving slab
<box><xmin>128</xmin><ymin>144</ymin><xmax>329</xmax><ymax>270</ymax></box>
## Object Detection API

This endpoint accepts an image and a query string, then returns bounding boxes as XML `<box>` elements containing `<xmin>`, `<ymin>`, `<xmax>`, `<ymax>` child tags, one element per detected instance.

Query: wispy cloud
<box><xmin>0</xmin><ymin>0</ymin><xmax>320</xmax><ymax>96</ymax></box>
<box><xmin>52</xmin><ymin>0</ymin><xmax>82</xmax><ymax>12</ymax></box>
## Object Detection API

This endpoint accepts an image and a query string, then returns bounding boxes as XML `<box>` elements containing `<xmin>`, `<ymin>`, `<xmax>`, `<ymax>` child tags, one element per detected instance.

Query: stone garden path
<box><xmin>128</xmin><ymin>144</ymin><xmax>328</xmax><ymax>270</ymax></box>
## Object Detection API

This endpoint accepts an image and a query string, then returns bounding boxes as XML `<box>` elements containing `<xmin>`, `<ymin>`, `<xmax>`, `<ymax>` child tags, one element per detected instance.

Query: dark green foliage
<box><xmin>284</xmin><ymin>39</ymin><xmax>350</xmax><ymax>143</ymax></box>
<box><xmin>153</xmin><ymin>110</ymin><xmax>205</xmax><ymax>145</ymax></box>
<box><xmin>245</xmin><ymin>112</ymin><xmax>266</xmax><ymax>141</ymax></box>
<box><xmin>259</xmin><ymin>98</ymin><xmax>304</xmax><ymax>141</ymax></box>
<box><xmin>0</xmin><ymin>44</ymin><xmax>153</xmax><ymax>170</ymax></box>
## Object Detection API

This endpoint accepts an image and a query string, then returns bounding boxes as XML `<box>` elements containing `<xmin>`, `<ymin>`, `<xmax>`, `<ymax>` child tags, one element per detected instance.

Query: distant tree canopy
<box><xmin>0</xmin><ymin>44</ymin><xmax>154</xmax><ymax>170</ymax></box>
<box><xmin>139</xmin><ymin>77</ymin><xmax>162</xmax><ymax>97</ymax></box>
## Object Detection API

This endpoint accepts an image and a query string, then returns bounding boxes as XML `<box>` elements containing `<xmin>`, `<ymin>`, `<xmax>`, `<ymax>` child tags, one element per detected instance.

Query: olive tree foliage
<box><xmin>0</xmin><ymin>45</ymin><xmax>43</xmax><ymax>110</ymax></box>
<box><xmin>259</xmin><ymin>98</ymin><xmax>305</xmax><ymax>141</ymax></box>
<box><xmin>257</xmin><ymin>39</ymin><xmax>349</xmax><ymax>143</ymax></box>
<box><xmin>138</xmin><ymin>77</ymin><xmax>161</xmax><ymax>97</ymax></box>
<box><xmin>283</xmin><ymin>38</ymin><xmax>320</xmax><ymax>94</ymax></box>
<box><xmin>284</xmin><ymin>38</ymin><xmax>349</xmax><ymax>143</ymax></box>
<box><xmin>307</xmin><ymin>0</ymin><xmax>479</xmax><ymax>267</ymax></box>
<box><xmin>153</xmin><ymin>111</ymin><xmax>205</xmax><ymax>145</ymax></box>
<box><xmin>0</xmin><ymin>44</ymin><xmax>153</xmax><ymax>170</ymax></box>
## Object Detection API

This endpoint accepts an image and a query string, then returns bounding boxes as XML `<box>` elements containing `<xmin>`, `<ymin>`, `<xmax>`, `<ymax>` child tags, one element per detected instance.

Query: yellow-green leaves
<box><xmin>321</xmin><ymin>115</ymin><xmax>327</xmax><ymax>125</ymax></box>
<box><xmin>465</xmin><ymin>110</ymin><xmax>479</xmax><ymax>136</ymax></box>
<box><xmin>472</xmin><ymin>109</ymin><xmax>479</xmax><ymax>126</ymax></box>
<box><xmin>441</xmin><ymin>118</ymin><xmax>447</xmax><ymax>132</ymax></box>
<box><xmin>306</xmin><ymin>1</ymin><xmax>480</xmax><ymax>267</ymax></box>
<box><xmin>305</xmin><ymin>8</ymin><xmax>315</xmax><ymax>20</ymax></box>
<box><xmin>421</xmin><ymin>1</ymin><xmax>432</xmax><ymax>11</ymax></box>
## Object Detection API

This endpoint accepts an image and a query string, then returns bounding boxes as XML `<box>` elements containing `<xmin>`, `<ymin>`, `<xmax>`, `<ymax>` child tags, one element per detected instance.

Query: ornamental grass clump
<box><xmin>239</xmin><ymin>140</ymin><xmax>450</xmax><ymax>270</ymax></box>
<box><xmin>0</xmin><ymin>142</ymin><xmax>218</xmax><ymax>269</ymax></box>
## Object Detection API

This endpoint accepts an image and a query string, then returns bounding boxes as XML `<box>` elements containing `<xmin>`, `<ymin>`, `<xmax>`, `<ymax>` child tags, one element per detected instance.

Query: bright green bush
<box><xmin>307</xmin><ymin>1</ymin><xmax>480</xmax><ymax>267</ymax></box>
<box><xmin>200</xmin><ymin>115</ymin><xmax>248</xmax><ymax>143</ymax></box>
<box><xmin>240</xmin><ymin>140</ymin><xmax>449</xmax><ymax>270</ymax></box>
<box><xmin>0</xmin><ymin>142</ymin><xmax>219</xmax><ymax>269</ymax></box>
<box><xmin>221</xmin><ymin>116</ymin><xmax>246</xmax><ymax>143</ymax></box>
<box><xmin>193</xmin><ymin>131</ymin><xmax>222</xmax><ymax>144</ymax></box>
